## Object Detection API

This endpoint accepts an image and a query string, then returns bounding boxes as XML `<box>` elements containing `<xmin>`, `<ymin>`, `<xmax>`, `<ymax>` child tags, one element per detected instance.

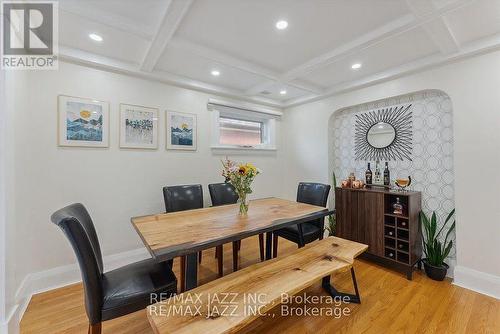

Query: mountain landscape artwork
<box><xmin>167</xmin><ymin>111</ymin><xmax>197</xmax><ymax>150</ymax></box>
<box><xmin>58</xmin><ymin>95</ymin><xmax>109</xmax><ymax>147</ymax></box>
<box><xmin>171</xmin><ymin>115</ymin><xmax>193</xmax><ymax>145</ymax></box>
<box><xmin>66</xmin><ymin>101</ymin><xmax>103</xmax><ymax>141</ymax></box>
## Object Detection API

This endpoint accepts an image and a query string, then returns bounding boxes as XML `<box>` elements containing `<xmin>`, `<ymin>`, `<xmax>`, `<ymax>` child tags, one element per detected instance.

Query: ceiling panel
<box><xmin>155</xmin><ymin>47</ymin><xmax>267</xmax><ymax>91</ymax></box>
<box><xmin>59</xmin><ymin>0</ymin><xmax>169</xmax><ymax>39</ymax></box>
<box><xmin>175</xmin><ymin>0</ymin><xmax>412</xmax><ymax>72</ymax></box>
<box><xmin>302</xmin><ymin>27</ymin><xmax>439</xmax><ymax>87</ymax></box>
<box><xmin>75</xmin><ymin>0</ymin><xmax>168</xmax><ymax>26</ymax></box>
<box><xmin>253</xmin><ymin>82</ymin><xmax>310</xmax><ymax>101</ymax></box>
<box><xmin>444</xmin><ymin>0</ymin><xmax>500</xmax><ymax>45</ymax></box>
<box><xmin>59</xmin><ymin>10</ymin><xmax>151</xmax><ymax>64</ymax></box>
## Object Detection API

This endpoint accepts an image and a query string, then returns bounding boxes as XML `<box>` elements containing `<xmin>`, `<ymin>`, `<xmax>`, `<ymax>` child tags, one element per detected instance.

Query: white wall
<box><xmin>283</xmin><ymin>50</ymin><xmax>500</xmax><ymax>298</ymax></box>
<box><xmin>2</xmin><ymin>69</ymin><xmax>29</xmax><ymax>333</ymax></box>
<box><xmin>0</xmin><ymin>65</ymin><xmax>7</xmax><ymax>333</ymax></box>
<box><xmin>5</xmin><ymin>61</ymin><xmax>284</xmax><ymax>324</ymax></box>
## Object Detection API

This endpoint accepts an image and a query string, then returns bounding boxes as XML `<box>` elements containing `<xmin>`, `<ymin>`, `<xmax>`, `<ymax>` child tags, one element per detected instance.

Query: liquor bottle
<box><xmin>393</xmin><ymin>197</ymin><xmax>403</xmax><ymax>215</ymax></box>
<box><xmin>365</xmin><ymin>162</ymin><xmax>373</xmax><ymax>184</ymax></box>
<box><xmin>374</xmin><ymin>160</ymin><xmax>381</xmax><ymax>184</ymax></box>
<box><xmin>383</xmin><ymin>162</ymin><xmax>390</xmax><ymax>186</ymax></box>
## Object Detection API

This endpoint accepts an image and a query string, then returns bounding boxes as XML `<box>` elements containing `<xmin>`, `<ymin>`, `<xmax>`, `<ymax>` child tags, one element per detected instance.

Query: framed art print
<box><xmin>166</xmin><ymin>111</ymin><xmax>197</xmax><ymax>150</ymax></box>
<box><xmin>119</xmin><ymin>104</ymin><xmax>159</xmax><ymax>149</ymax></box>
<box><xmin>58</xmin><ymin>95</ymin><xmax>109</xmax><ymax>147</ymax></box>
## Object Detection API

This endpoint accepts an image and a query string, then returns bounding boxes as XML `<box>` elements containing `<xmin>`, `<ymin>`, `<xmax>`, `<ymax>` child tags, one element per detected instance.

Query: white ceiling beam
<box><xmin>405</xmin><ymin>0</ymin><xmax>460</xmax><ymax>54</ymax></box>
<box><xmin>58</xmin><ymin>1</ymin><xmax>155</xmax><ymax>40</ymax></box>
<box><xmin>169</xmin><ymin>37</ymin><xmax>324</xmax><ymax>95</ymax></box>
<box><xmin>140</xmin><ymin>0</ymin><xmax>194</xmax><ymax>72</ymax></box>
<box><xmin>285</xmin><ymin>80</ymin><xmax>324</xmax><ymax>95</ymax></box>
<box><xmin>282</xmin><ymin>0</ymin><xmax>472</xmax><ymax>82</ymax></box>
<box><xmin>284</xmin><ymin>32</ymin><xmax>500</xmax><ymax>108</ymax></box>
<box><xmin>58</xmin><ymin>46</ymin><xmax>282</xmax><ymax>108</ymax></box>
<box><xmin>244</xmin><ymin>79</ymin><xmax>323</xmax><ymax>96</ymax></box>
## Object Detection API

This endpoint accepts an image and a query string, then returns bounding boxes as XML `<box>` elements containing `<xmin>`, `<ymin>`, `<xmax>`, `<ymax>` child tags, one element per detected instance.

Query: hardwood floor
<box><xmin>21</xmin><ymin>236</ymin><xmax>500</xmax><ymax>334</ymax></box>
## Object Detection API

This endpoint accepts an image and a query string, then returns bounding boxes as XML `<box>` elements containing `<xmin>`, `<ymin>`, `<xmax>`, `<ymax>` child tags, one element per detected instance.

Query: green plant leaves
<box><xmin>420</xmin><ymin>208</ymin><xmax>455</xmax><ymax>266</ymax></box>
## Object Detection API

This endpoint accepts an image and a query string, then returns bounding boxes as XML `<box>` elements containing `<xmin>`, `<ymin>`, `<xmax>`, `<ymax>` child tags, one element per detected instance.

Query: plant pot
<box><xmin>422</xmin><ymin>259</ymin><xmax>449</xmax><ymax>281</ymax></box>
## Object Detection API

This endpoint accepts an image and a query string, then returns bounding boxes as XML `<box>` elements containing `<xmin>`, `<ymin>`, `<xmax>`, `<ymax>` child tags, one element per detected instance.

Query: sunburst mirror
<box><xmin>354</xmin><ymin>104</ymin><xmax>413</xmax><ymax>161</ymax></box>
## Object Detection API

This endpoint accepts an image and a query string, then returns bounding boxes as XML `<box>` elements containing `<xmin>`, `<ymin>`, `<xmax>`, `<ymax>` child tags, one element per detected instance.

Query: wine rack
<box><xmin>382</xmin><ymin>192</ymin><xmax>420</xmax><ymax>274</ymax></box>
<box><xmin>335</xmin><ymin>187</ymin><xmax>421</xmax><ymax>280</ymax></box>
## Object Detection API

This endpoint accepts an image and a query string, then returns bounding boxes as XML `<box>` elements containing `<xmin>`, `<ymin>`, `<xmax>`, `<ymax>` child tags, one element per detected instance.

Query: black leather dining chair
<box><xmin>163</xmin><ymin>184</ymin><xmax>223</xmax><ymax>286</ymax></box>
<box><xmin>208</xmin><ymin>183</ymin><xmax>265</xmax><ymax>272</ymax></box>
<box><xmin>163</xmin><ymin>184</ymin><xmax>204</xmax><ymax>213</ymax></box>
<box><xmin>272</xmin><ymin>182</ymin><xmax>331</xmax><ymax>257</ymax></box>
<box><xmin>51</xmin><ymin>203</ymin><xmax>177</xmax><ymax>334</ymax></box>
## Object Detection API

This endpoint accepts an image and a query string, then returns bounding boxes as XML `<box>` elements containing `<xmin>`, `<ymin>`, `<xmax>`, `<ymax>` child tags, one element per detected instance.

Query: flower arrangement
<box><xmin>221</xmin><ymin>158</ymin><xmax>261</xmax><ymax>215</ymax></box>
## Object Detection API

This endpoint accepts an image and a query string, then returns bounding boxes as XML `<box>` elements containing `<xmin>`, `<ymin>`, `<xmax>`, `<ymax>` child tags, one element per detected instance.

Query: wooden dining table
<box><xmin>131</xmin><ymin>197</ymin><xmax>332</xmax><ymax>291</ymax></box>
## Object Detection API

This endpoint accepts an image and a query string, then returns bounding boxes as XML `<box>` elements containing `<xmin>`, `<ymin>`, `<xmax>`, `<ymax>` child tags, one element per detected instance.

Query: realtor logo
<box><xmin>2</xmin><ymin>1</ymin><xmax>58</xmax><ymax>69</ymax></box>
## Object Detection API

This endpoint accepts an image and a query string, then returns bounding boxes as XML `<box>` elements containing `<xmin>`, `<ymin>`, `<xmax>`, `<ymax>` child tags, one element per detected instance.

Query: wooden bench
<box><xmin>147</xmin><ymin>237</ymin><xmax>367</xmax><ymax>334</ymax></box>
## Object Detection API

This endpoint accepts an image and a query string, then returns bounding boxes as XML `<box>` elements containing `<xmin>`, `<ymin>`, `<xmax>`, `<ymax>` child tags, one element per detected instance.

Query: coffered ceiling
<box><xmin>58</xmin><ymin>0</ymin><xmax>500</xmax><ymax>108</ymax></box>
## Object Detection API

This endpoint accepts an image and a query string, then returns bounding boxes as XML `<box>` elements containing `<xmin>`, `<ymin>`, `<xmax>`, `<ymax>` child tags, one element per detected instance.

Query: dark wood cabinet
<box><xmin>335</xmin><ymin>187</ymin><xmax>422</xmax><ymax>279</ymax></box>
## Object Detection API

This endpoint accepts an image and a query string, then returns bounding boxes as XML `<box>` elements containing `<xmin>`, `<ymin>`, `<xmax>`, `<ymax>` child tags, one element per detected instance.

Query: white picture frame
<box><xmin>58</xmin><ymin>95</ymin><xmax>109</xmax><ymax>147</ymax></box>
<box><xmin>119</xmin><ymin>104</ymin><xmax>159</xmax><ymax>149</ymax></box>
<box><xmin>166</xmin><ymin>111</ymin><xmax>197</xmax><ymax>151</ymax></box>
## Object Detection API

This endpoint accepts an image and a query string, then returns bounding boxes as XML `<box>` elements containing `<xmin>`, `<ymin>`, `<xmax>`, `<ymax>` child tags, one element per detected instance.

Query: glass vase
<box><xmin>238</xmin><ymin>194</ymin><xmax>249</xmax><ymax>216</ymax></box>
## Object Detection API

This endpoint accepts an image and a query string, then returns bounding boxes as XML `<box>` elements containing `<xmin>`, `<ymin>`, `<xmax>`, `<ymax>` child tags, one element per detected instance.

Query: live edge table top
<box><xmin>131</xmin><ymin>197</ymin><xmax>331</xmax><ymax>262</ymax></box>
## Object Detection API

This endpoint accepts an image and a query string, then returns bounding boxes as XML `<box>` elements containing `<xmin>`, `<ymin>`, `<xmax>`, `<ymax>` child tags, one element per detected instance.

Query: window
<box><xmin>219</xmin><ymin>117</ymin><xmax>262</xmax><ymax>146</ymax></box>
<box><xmin>208</xmin><ymin>99</ymin><xmax>280</xmax><ymax>150</ymax></box>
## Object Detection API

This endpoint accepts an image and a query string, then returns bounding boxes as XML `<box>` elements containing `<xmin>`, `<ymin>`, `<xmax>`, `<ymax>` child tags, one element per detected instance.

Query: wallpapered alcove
<box><xmin>328</xmin><ymin>90</ymin><xmax>455</xmax><ymax>230</ymax></box>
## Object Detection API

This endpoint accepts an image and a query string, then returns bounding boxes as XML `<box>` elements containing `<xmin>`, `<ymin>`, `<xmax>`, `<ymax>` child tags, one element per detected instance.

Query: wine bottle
<box><xmin>374</xmin><ymin>160</ymin><xmax>381</xmax><ymax>184</ymax></box>
<box><xmin>365</xmin><ymin>162</ymin><xmax>372</xmax><ymax>184</ymax></box>
<box><xmin>383</xmin><ymin>162</ymin><xmax>390</xmax><ymax>186</ymax></box>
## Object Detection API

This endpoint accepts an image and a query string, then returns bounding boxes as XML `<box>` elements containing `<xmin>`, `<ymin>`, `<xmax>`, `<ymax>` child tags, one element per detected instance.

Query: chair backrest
<box><xmin>50</xmin><ymin>203</ymin><xmax>103</xmax><ymax>324</ymax></box>
<box><xmin>297</xmin><ymin>182</ymin><xmax>331</xmax><ymax>227</ymax></box>
<box><xmin>163</xmin><ymin>184</ymin><xmax>204</xmax><ymax>212</ymax></box>
<box><xmin>208</xmin><ymin>183</ymin><xmax>239</xmax><ymax>206</ymax></box>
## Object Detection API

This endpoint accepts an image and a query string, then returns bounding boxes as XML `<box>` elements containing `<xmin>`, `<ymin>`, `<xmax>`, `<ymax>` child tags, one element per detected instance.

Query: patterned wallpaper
<box><xmin>329</xmin><ymin>90</ymin><xmax>455</xmax><ymax>236</ymax></box>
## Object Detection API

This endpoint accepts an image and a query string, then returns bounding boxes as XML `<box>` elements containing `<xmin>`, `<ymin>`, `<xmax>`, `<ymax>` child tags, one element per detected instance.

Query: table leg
<box><xmin>216</xmin><ymin>245</ymin><xmax>223</xmax><ymax>277</ymax></box>
<box><xmin>180</xmin><ymin>256</ymin><xmax>186</xmax><ymax>293</ymax></box>
<box><xmin>232</xmin><ymin>241</ymin><xmax>239</xmax><ymax>272</ymax></box>
<box><xmin>184</xmin><ymin>253</ymin><xmax>198</xmax><ymax>291</ymax></box>
<box><xmin>265</xmin><ymin>232</ymin><xmax>273</xmax><ymax>260</ymax></box>
<box><xmin>258</xmin><ymin>234</ymin><xmax>264</xmax><ymax>261</ymax></box>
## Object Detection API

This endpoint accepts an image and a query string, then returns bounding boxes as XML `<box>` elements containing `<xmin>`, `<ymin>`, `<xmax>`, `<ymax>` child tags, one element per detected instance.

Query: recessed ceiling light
<box><xmin>211</xmin><ymin>70</ymin><xmax>220</xmax><ymax>76</ymax></box>
<box><xmin>351</xmin><ymin>63</ymin><xmax>362</xmax><ymax>70</ymax></box>
<box><xmin>89</xmin><ymin>33</ymin><xmax>103</xmax><ymax>42</ymax></box>
<box><xmin>275</xmin><ymin>20</ymin><xmax>288</xmax><ymax>30</ymax></box>
<box><xmin>280</xmin><ymin>89</ymin><xmax>287</xmax><ymax>95</ymax></box>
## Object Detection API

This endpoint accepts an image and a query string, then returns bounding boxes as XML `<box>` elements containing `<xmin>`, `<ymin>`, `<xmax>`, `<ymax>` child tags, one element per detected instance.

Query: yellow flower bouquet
<box><xmin>221</xmin><ymin>158</ymin><xmax>261</xmax><ymax>215</ymax></box>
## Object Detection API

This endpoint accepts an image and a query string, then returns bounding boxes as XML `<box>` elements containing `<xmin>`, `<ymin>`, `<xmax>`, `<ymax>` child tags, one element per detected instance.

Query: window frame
<box><xmin>209</xmin><ymin>105</ymin><xmax>278</xmax><ymax>151</ymax></box>
<box><xmin>218</xmin><ymin>116</ymin><xmax>264</xmax><ymax>146</ymax></box>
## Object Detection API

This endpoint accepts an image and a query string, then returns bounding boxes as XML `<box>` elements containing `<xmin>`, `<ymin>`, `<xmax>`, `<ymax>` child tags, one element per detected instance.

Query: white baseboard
<box><xmin>445</xmin><ymin>259</ymin><xmax>456</xmax><ymax>278</ymax></box>
<box><xmin>5</xmin><ymin>247</ymin><xmax>150</xmax><ymax>333</ymax></box>
<box><xmin>453</xmin><ymin>265</ymin><xmax>500</xmax><ymax>300</ymax></box>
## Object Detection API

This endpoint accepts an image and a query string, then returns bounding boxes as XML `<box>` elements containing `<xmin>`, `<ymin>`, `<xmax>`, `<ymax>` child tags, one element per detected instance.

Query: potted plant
<box><xmin>420</xmin><ymin>209</ymin><xmax>455</xmax><ymax>281</ymax></box>
<box><xmin>325</xmin><ymin>171</ymin><xmax>337</xmax><ymax>237</ymax></box>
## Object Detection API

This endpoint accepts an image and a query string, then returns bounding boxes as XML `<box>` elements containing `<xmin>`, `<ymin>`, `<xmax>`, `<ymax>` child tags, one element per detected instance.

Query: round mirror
<box><xmin>367</xmin><ymin>122</ymin><xmax>396</xmax><ymax>148</ymax></box>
